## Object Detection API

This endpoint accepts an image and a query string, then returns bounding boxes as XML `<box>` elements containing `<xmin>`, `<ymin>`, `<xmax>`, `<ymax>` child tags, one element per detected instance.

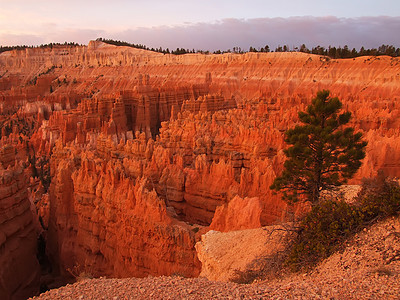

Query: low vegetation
<box><xmin>287</xmin><ymin>174</ymin><xmax>400</xmax><ymax>270</ymax></box>
<box><xmin>233</xmin><ymin>174</ymin><xmax>400</xmax><ymax>284</ymax></box>
<box><xmin>67</xmin><ymin>261</ymin><xmax>94</xmax><ymax>282</ymax></box>
<box><xmin>28</xmin><ymin>65</ymin><xmax>58</xmax><ymax>85</ymax></box>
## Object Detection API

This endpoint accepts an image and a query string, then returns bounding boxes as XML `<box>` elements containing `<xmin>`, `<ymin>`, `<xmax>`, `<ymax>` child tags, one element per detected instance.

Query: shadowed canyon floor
<box><xmin>1</xmin><ymin>41</ymin><xmax>400</xmax><ymax>298</ymax></box>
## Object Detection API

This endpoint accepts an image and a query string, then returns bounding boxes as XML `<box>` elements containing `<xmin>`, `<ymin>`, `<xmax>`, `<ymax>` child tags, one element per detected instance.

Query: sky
<box><xmin>0</xmin><ymin>0</ymin><xmax>399</xmax><ymax>51</ymax></box>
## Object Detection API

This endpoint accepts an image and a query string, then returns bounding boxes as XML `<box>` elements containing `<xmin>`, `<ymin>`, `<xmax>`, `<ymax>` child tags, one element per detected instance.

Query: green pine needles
<box><xmin>270</xmin><ymin>90</ymin><xmax>367</xmax><ymax>204</ymax></box>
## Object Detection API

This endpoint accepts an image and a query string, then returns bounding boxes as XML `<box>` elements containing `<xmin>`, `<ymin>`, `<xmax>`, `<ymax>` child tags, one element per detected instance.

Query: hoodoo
<box><xmin>1</xmin><ymin>41</ymin><xmax>400</xmax><ymax>297</ymax></box>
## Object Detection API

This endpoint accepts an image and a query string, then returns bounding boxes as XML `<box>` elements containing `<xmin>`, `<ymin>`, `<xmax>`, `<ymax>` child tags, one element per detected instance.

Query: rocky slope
<box><xmin>1</xmin><ymin>41</ymin><xmax>400</xmax><ymax>296</ymax></box>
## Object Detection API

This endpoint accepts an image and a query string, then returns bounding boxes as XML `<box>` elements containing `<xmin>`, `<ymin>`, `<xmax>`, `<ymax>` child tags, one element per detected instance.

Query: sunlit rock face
<box><xmin>46</xmin><ymin>141</ymin><xmax>201</xmax><ymax>278</ymax></box>
<box><xmin>0</xmin><ymin>146</ymin><xmax>40</xmax><ymax>300</ymax></box>
<box><xmin>1</xmin><ymin>41</ymin><xmax>400</xmax><ymax>281</ymax></box>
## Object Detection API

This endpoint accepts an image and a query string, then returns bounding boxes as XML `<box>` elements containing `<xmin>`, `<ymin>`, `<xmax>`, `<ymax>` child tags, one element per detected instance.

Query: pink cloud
<box><xmin>113</xmin><ymin>16</ymin><xmax>400</xmax><ymax>51</ymax></box>
<box><xmin>1</xmin><ymin>16</ymin><xmax>399</xmax><ymax>50</ymax></box>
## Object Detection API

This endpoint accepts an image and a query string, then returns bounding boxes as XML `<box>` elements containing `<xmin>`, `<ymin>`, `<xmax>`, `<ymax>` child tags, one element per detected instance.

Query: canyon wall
<box><xmin>0</xmin><ymin>146</ymin><xmax>40</xmax><ymax>299</ymax></box>
<box><xmin>46</xmin><ymin>140</ymin><xmax>200</xmax><ymax>278</ymax></box>
<box><xmin>1</xmin><ymin>41</ymin><xmax>400</xmax><ymax>287</ymax></box>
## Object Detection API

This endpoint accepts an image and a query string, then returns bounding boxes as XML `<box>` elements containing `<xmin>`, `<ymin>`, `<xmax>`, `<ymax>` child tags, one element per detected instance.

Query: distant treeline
<box><xmin>96</xmin><ymin>38</ymin><xmax>199</xmax><ymax>55</ymax></box>
<box><xmin>98</xmin><ymin>38</ymin><xmax>400</xmax><ymax>58</ymax></box>
<box><xmin>2</xmin><ymin>38</ymin><xmax>399</xmax><ymax>59</ymax></box>
<box><xmin>229</xmin><ymin>44</ymin><xmax>400</xmax><ymax>58</ymax></box>
<box><xmin>0</xmin><ymin>42</ymin><xmax>81</xmax><ymax>54</ymax></box>
<box><xmin>251</xmin><ymin>44</ymin><xmax>400</xmax><ymax>58</ymax></box>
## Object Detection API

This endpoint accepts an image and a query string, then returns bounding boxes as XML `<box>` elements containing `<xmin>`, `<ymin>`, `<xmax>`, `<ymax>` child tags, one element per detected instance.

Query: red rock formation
<box><xmin>46</xmin><ymin>142</ymin><xmax>200</xmax><ymax>279</ymax></box>
<box><xmin>0</xmin><ymin>145</ymin><xmax>16</xmax><ymax>168</ymax></box>
<box><xmin>209</xmin><ymin>195</ymin><xmax>262</xmax><ymax>232</ymax></box>
<box><xmin>0</xmin><ymin>147</ymin><xmax>40</xmax><ymax>299</ymax></box>
<box><xmin>1</xmin><ymin>42</ymin><xmax>400</xmax><ymax>286</ymax></box>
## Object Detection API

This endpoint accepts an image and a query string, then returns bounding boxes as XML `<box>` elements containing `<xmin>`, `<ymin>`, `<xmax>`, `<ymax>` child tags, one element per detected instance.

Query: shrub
<box><xmin>286</xmin><ymin>199</ymin><xmax>363</xmax><ymax>270</ymax></box>
<box><xmin>67</xmin><ymin>261</ymin><xmax>94</xmax><ymax>282</ymax></box>
<box><xmin>286</xmin><ymin>174</ymin><xmax>400</xmax><ymax>271</ymax></box>
<box><xmin>357</xmin><ymin>173</ymin><xmax>400</xmax><ymax>220</ymax></box>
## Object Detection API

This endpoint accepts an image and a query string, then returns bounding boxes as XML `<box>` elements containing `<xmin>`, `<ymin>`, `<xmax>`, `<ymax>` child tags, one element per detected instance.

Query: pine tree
<box><xmin>270</xmin><ymin>90</ymin><xmax>367</xmax><ymax>204</ymax></box>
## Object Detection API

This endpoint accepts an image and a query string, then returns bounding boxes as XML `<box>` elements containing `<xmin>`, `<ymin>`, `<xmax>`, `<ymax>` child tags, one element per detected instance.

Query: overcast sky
<box><xmin>0</xmin><ymin>0</ymin><xmax>399</xmax><ymax>50</ymax></box>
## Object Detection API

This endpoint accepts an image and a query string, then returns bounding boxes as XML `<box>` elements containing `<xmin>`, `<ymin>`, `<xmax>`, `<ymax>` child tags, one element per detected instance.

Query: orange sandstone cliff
<box><xmin>1</xmin><ymin>41</ymin><xmax>400</xmax><ymax>295</ymax></box>
<box><xmin>0</xmin><ymin>146</ymin><xmax>40</xmax><ymax>300</ymax></box>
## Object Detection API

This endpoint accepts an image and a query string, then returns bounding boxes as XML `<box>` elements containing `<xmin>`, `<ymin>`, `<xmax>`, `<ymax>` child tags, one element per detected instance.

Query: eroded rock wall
<box><xmin>46</xmin><ymin>141</ymin><xmax>200</xmax><ymax>278</ymax></box>
<box><xmin>0</xmin><ymin>147</ymin><xmax>40</xmax><ymax>299</ymax></box>
<box><xmin>1</xmin><ymin>42</ymin><xmax>400</xmax><ymax>283</ymax></box>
